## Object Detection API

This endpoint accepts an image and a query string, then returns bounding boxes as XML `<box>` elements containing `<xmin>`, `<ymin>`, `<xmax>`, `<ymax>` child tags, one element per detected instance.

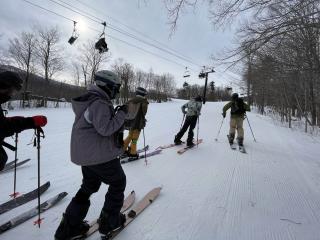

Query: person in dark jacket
<box><xmin>0</xmin><ymin>71</ymin><xmax>47</xmax><ymax>171</ymax></box>
<box><xmin>222</xmin><ymin>93</ymin><xmax>250</xmax><ymax>146</ymax></box>
<box><xmin>55</xmin><ymin>70</ymin><xmax>128</xmax><ymax>240</ymax></box>
<box><xmin>174</xmin><ymin>95</ymin><xmax>202</xmax><ymax>147</ymax></box>
<box><xmin>123</xmin><ymin>87</ymin><xmax>148</xmax><ymax>159</ymax></box>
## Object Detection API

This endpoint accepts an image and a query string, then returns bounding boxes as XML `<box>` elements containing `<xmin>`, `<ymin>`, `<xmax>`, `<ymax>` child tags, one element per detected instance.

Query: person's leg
<box><xmin>186</xmin><ymin>116</ymin><xmax>198</xmax><ymax>146</ymax></box>
<box><xmin>236</xmin><ymin>117</ymin><xmax>244</xmax><ymax>146</ymax></box>
<box><xmin>129</xmin><ymin>129</ymin><xmax>140</xmax><ymax>156</ymax></box>
<box><xmin>55</xmin><ymin>166</ymin><xmax>101</xmax><ymax>239</ymax></box>
<box><xmin>175</xmin><ymin>116</ymin><xmax>192</xmax><ymax>143</ymax></box>
<box><xmin>94</xmin><ymin>159</ymin><xmax>126</xmax><ymax>234</ymax></box>
<box><xmin>229</xmin><ymin>117</ymin><xmax>237</xmax><ymax>143</ymax></box>
<box><xmin>123</xmin><ymin>130</ymin><xmax>133</xmax><ymax>152</ymax></box>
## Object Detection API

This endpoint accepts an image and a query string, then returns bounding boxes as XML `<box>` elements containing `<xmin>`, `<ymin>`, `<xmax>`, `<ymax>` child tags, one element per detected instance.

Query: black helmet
<box><xmin>135</xmin><ymin>87</ymin><xmax>148</xmax><ymax>97</ymax></box>
<box><xmin>0</xmin><ymin>71</ymin><xmax>23</xmax><ymax>91</ymax></box>
<box><xmin>231</xmin><ymin>93</ymin><xmax>239</xmax><ymax>100</ymax></box>
<box><xmin>194</xmin><ymin>95</ymin><xmax>202</xmax><ymax>102</ymax></box>
<box><xmin>94</xmin><ymin>70</ymin><xmax>121</xmax><ymax>99</ymax></box>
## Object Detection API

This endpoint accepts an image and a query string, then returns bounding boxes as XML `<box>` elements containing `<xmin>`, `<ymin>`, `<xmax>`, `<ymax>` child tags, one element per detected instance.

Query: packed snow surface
<box><xmin>1</xmin><ymin>99</ymin><xmax>320</xmax><ymax>240</ymax></box>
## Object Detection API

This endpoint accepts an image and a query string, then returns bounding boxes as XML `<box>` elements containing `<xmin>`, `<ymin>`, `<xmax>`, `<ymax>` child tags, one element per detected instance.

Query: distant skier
<box><xmin>222</xmin><ymin>93</ymin><xmax>250</xmax><ymax>146</ymax></box>
<box><xmin>55</xmin><ymin>70</ymin><xmax>128</xmax><ymax>240</ymax></box>
<box><xmin>174</xmin><ymin>95</ymin><xmax>202</xmax><ymax>147</ymax></box>
<box><xmin>0</xmin><ymin>71</ymin><xmax>47</xmax><ymax>171</ymax></box>
<box><xmin>123</xmin><ymin>87</ymin><xmax>149</xmax><ymax>160</ymax></box>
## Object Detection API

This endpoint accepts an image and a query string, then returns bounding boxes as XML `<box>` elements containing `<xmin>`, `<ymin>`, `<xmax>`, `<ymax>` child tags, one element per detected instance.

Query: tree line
<box><xmin>164</xmin><ymin>0</ymin><xmax>320</xmax><ymax>130</ymax></box>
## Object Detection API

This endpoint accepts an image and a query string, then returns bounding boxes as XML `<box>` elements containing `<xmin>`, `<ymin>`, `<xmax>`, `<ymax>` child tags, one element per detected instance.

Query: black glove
<box><xmin>118</xmin><ymin>105</ymin><xmax>128</xmax><ymax>114</ymax></box>
<box><xmin>222</xmin><ymin>112</ymin><xmax>226</xmax><ymax>118</ymax></box>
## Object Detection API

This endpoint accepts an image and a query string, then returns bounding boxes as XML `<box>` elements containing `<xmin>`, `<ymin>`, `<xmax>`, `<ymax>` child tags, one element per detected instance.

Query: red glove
<box><xmin>32</xmin><ymin>116</ymin><xmax>47</xmax><ymax>127</ymax></box>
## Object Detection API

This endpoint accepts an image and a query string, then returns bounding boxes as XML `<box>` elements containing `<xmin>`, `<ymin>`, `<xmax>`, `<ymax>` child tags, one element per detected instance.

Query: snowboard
<box><xmin>0</xmin><ymin>192</ymin><xmax>68</xmax><ymax>234</ymax></box>
<box><xmin>80</xmin><ymin>190</ymin><xmax>136</xmax><ymax>239</ymax></box>
<box><xmin>177</xmin><ymin>139</ymin><xmax>203</xmax><ymax>154</ymax></box>
<box><xmin>121</xmin><ymin>149</ymin><xmax>162</xmax><ymax>164</ymax></box>
<box><xmin>0</xmin><ymin>181</ymin><xmax>50</xmax><ymax>215</ymax></box>
<box><xmin>1</xmin><ymin>159</ymin><xmax>31</xmax><ymax>173</ymax></box>
<box><xmin>101</xmin><ymin>187</ymin><xmax>161</xmax><ymax>240</ymax></box>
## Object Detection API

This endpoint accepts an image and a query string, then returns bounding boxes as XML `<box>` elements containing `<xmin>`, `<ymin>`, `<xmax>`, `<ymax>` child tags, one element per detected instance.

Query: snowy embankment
<box><xmin>1</xmin><ymin>99</ymin><xmax>320</xmax><ymax>240</ymax></box>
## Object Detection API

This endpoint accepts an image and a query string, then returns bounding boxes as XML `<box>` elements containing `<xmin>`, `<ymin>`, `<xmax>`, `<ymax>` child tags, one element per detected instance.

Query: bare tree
<box><xmin>35</xmin><ymin>25</ymin><xmax>64</xmax><ymax>81</ymax></box>
<box><xmin>71</xmin><ymin>61</ymin><xmax>81</xmax><ymax>86</ymax></box>
<box><xmin>8</xmin><ymin>31</ymin><xmax>37</xmax><ymax>107</ymax></box>
<box><xmin>79</xmin><ymin>40</ymin><xmax>111</xmax><ymax>85</ymax></box>
<box><xmin>112</xmin><ymin>59</ymin><xmax>135</xmax><ymax>103</ymax></box>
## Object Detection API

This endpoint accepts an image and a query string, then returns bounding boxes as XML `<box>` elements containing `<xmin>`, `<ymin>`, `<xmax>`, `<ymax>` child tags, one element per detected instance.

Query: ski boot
<box><xmin>174</xmin><ymin>135</ymin><xmax>183</xmax><ymax>145</ymax></box>
<box><xmin>186</xmin><ymin>141</ymin><xmax>195</xmax><ymax>148</ymax></box>
<box><xmin>98</xmin><ymin>211</ymin><xmax>126</xmax><ymax>237</ymax></box>
<box><xmin>54</xmin><ymin>214</ymin><xmax>90</xmax><ymax>240</ymax></box>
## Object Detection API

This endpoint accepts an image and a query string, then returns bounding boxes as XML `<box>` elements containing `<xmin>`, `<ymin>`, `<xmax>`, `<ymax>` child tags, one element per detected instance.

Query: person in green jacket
<box><xmin>222</xmin><ymin>93</ymin><xmax>250</xmax><ymax>146</ymax></box>
<box><xmin>123</xmin><ymin>87</ymin><xmax>149</xmax><ymax>159</ymax></box>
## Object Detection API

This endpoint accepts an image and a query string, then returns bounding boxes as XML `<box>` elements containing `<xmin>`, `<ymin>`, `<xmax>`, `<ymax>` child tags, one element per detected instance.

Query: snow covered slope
<box><xmin>1</xmin><ymin>99</ymin><xmax>320</xmax><ymax>240</ymax></box>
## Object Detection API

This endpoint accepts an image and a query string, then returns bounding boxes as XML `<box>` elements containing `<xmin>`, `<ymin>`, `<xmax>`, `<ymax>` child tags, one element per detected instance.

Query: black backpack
<box><xmin>230</xmin><ymin>98</ymin><xmax>245</xmax><ymax>115</ymax></box>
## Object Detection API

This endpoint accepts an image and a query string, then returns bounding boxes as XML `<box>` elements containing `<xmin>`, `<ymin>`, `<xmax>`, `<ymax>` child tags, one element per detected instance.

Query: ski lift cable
<box><xmin>75</xmin><ymin>0</ymin><xmax>202</xmax><ymax>66</ymax></box>
<box><xmin>22</xmin><ymin>0</ymin><xmax>199</xmax><ymax>72</ymax></box>
<box><xmin>49</xmin><ymin>0</ymin><xmax>203</xmax><ymax>68</ymax></box>
<box><xmin>87</xmin><ymin>26</ymin><xmax>197</xmax><ymax>71</ymax></box>
<box><xmin>22</xmin><ymin>0</ymin><xmax>75</xmax><ymax>22</ymax></box>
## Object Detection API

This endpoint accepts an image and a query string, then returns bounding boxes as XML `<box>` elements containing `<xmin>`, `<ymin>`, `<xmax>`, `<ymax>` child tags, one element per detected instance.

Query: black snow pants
<box><xmin>64</xmin><ymin>158</ymin><xmax>126</xmax><ymax>226</ymax></box>
<box><xmin>175</xmin><ymin>115</ymin><xmax>198</xmax><ymax>145</ymax></box>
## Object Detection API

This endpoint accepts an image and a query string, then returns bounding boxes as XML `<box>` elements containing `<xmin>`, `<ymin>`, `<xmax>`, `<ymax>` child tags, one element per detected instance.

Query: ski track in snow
<box><xmin>0</xmin><ymin>100</ymin><xmax>320</xmax><ymax>240</ymax></box>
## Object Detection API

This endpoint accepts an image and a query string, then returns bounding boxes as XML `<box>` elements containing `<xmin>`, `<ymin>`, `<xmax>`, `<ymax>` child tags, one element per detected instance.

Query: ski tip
<box><xmin>59</xmin><ymin>192</ymin><xmax>68</xmax><ymax>198</ymax></box>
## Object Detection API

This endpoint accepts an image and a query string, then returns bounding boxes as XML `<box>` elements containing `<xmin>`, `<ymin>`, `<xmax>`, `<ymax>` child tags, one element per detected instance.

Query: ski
<box><xmin>238</xmin><ymin>145</ymin><xmax>247</xmax><ymax>153</ymax></box>
<box><xmin>177</xmin><ymin>139</ymin><xmax>203</xmax><ymax>154</ymax></box>
<box><xmin>80</xmin><ymin>190</ymin><xmax>136</xmax><ymax>239</ymax></box>
<box><xmin>121</xmin><ymin>149</ymin><xmax>162</xmax><ymax>164</ymax></box>
<box><xmin>101</xmin><ymin>187</ymin><xmax>161</xmax><ymax>240</ymax></box>
<box><xmin>120</xmin><ymin>145</ymin><xmax>149</xmax><ymax>159</ymax></box>
<box><xmin>156</xmin><ymin>142</ymin><xmax>185</xmax><ymax>150</ymax></box>
<box><xmin>0</xmin><ymin>181</ymin><xmax>50</xmax><ymax>215</ymax></box>
<box><xmin>229</xmin><ymin>142</ymin><xmax>237</xmax><ymax>150</ymax></box>
<box><xmin>1</xmin><ymin>159</ymin><xmax>31</xmax><ymax>173</ymax></box>
<box><xmin>0</xmin><ymin>192</ymin><xmax>68</xmax><ymax>234</ymax></box>
<box><xmin>227</xmin><ymin>135</ymin><xmax>237</xmax><ymax>150</ymax></box>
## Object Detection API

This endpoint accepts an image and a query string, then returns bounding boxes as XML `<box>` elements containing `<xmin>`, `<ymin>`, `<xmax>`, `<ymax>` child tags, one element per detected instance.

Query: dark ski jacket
<box><xmin>223</xmin><ymin>98</ymin><xmax>250</xmax><ymax>118</ymax></box>
<box><xmin>0</xmin><ymin>105</ymin><xmax>35</xmax><ymax>171</ymax></box>
<box><xmin>70</xmin><ymin>85</ymin><xmax>126</xmax><ymax>166</ymax></box>
<box><xmin>125</xmin><ymin>96</ymin><xmax>149</xmax><ymax>130</ymax></box>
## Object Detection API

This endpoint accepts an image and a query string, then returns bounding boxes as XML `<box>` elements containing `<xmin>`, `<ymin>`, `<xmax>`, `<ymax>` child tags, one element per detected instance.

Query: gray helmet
<box><xmin>0</xmin><ymin>71</ymin><xmax>23</xmax><ymax>91</ymax></box>
<box><xmin>95</xmin><ymin>70</ymin><xmax>120</xmax><ymax>87</ymax></box>
<box><xmin>94</xmin><ymin>70</ymin><xmax>121</xmax><ymax>99</ymax></box>
<box><xmin>135</xmin><ymin>87</ymin><xmax>148</xmax><ymax>97</ymax></box>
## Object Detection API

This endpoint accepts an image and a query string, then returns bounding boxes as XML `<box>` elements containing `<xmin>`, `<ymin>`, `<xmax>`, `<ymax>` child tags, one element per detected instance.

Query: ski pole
<box><xmin>142</xmin><ymin>128</ymin><xmax>147</xmax><ymax>166</ymax></box>
<box><xmin>246</xmin><ymin>115</ymin><xmax>257</xmax><ymax>142</ymax></box>
<box><xmin>10</xmin><ymin>132</ymin><xmax>19</xmax><ymax>198</ymax></box>
<box><xmin>214</xmin><ymin>118</ymin><xmax>225</xmax><ymax>141</ymax></box>
<box><xmin>34</xmin><ymin>128</ymin><xmax>45</xmax><ymax>227</ymax></box>
<box><xmin>196</xmin><ymin>116</ymin><xmax>200</xmax><ymax>147</ymax></box>
<box><xmin>180</xmin><ymin>114</ymin><xmax>186</xmax><ymax>130</ymax></box>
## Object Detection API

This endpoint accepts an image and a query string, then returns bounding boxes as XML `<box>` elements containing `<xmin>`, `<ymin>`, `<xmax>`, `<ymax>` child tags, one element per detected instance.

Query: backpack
<box><xmin>124</xmin><ymin>101</ymin><xmax>142</xmax><ymax>130</ymax></box>
<box><xmin>231</xmin><ymin>98</ymin><xmax>245</xmax><ymax>115</ymax></box>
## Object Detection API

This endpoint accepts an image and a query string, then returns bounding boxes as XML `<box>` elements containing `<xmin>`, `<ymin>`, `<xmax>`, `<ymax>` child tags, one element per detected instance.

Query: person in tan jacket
<box><xmin>222</xmin><ymin>93</ymin><xmax>250</xmax><ymax>146</ymax></box>
<box><xmin>123</xmin><ymin>87</ymin><xmax>149</xmax><ymax>160</ymax></box>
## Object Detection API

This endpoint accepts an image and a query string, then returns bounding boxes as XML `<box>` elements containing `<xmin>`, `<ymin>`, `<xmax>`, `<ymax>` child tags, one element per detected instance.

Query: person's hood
<box><xmin>71</xmin><ymin>84</ymin><xmax>110</xmax><ymax>118</ymax></box>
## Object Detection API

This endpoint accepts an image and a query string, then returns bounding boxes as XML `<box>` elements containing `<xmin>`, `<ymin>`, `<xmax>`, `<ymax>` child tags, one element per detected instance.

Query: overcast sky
<box><xmin>0</xmin><ymin>0</ymin><xmax>243</xmax><ymax>90</ymax></box>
